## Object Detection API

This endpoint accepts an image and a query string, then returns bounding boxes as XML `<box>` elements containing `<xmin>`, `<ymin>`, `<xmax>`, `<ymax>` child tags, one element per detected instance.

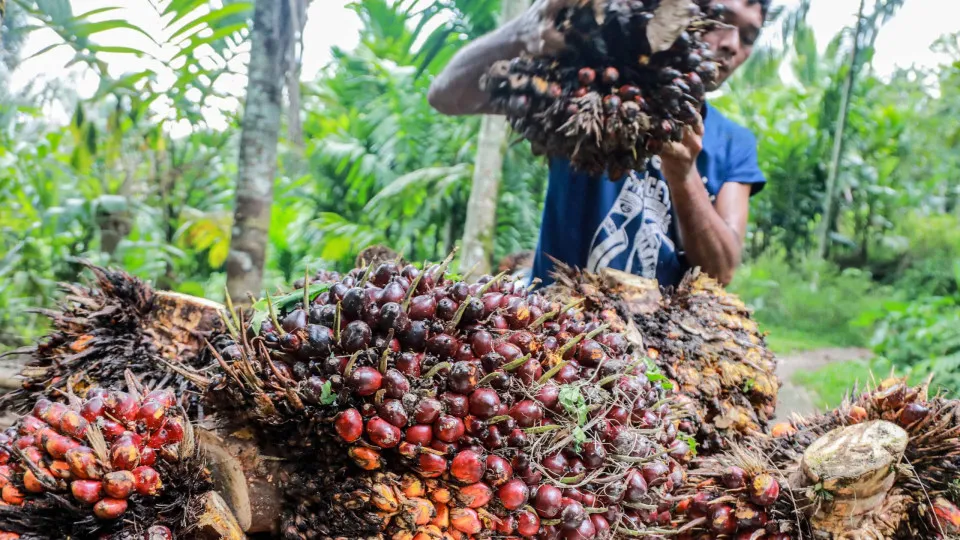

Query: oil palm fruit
<box><xmin>481</xmin><ymin>0</ymin><xmax>723</xmax><ymax>176</ymax></box>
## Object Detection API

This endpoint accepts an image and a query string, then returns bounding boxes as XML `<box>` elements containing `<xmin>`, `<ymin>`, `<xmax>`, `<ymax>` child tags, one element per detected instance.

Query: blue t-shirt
<box><xmin>531</xmin><ymin>103</ymin><xmax>765</xmax><ymax>288</ymax></box>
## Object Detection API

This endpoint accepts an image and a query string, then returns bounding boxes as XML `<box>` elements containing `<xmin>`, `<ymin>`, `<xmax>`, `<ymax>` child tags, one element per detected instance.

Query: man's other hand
<box><xmin>660</xmin><ymin>111</ymin><xmax>705</xmax><ymax>182</ymax></box>
<box><xmin>518</xmin><ymin>0</ymin><xmax>577</xmax><ymax>56</ymax></box>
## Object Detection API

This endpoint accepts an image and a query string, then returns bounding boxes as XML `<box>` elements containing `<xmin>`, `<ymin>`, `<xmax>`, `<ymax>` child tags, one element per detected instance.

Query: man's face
<box><xmin>701</xmin><ymin>0</ymin><xmax>764</xmax><ymax>88</ymax></box>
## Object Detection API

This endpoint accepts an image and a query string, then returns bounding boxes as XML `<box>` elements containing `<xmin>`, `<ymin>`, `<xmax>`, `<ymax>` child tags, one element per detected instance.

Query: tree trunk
<box><xmin>816</xmin><ymin>0</ymin><xmax>866</xmax><ymax>260</ymax></box>
<box><xmin>458</xmin><ymin>0</ymin><xmax>531</xmax><ymax>276</ymax></box>
<box><xmin>226</xmin><ymin>0</ymin><xmax>290</xmax><ymax>302</ymax></box>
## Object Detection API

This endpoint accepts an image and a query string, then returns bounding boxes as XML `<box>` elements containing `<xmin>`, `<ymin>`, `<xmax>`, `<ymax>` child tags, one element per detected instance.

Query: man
<box><xmin>428</xmin><ymin>0</ymin><xmax>769</xmax><ymax>287</ymax></box>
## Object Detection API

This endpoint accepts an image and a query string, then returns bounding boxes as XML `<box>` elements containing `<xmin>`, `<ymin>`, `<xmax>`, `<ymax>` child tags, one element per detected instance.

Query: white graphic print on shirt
<box><xmin>586</xmin><ymin>157</ymin><xmax>674</xmax><ymax>278</ymax></box>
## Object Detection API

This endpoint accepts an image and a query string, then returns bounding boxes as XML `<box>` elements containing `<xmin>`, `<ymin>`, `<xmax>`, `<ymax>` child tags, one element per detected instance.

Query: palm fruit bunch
<box><xmin>670</xmin><ymin>377</ymin><xmax>960</xmax><ymax>539</ymax></box>
<box><xmin>206</xmin><ymin>258</ymin><xmax>696</xmax><ymax>539</ymax></box>
<box><xmin>482</xmin><ymin>0</ymin><xmax>723</xmax><ymax>177</ymax></box>
<box><xmin>0</xmin><ymin>384</ymin><xmax>209</xmax><ymax>539</ymax></box>
<box><xmin>0</xmin><ymin>263</ymin><xmax>223</xmax><ymax>416</ymax></box>
<box><xmin>548</xmin><ymin>264</ymin><xmax>778</xmax><ymax>454</ymax></box>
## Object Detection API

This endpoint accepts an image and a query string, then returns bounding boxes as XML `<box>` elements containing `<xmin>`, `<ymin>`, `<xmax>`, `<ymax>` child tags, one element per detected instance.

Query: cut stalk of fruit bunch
<box><xmin>205</xmin><ymin>256</ymin><xmax>692</xmax><ymax>538</ymax></box>
<box><xmin>481</xmin><ymin>0</ymin><xmax>725</xmax><ymax>176</ymax></box>
<box><xmin>0</xmin><ymin>263</ymin><xmax>223</xmax><ymax>417</ymax></box>
<box><xmin>0</xmin><ymin>383</ymin><xmax>212</xmax><ymax>539</ymax></box>
<box><xmin>673</xmin><ymin>378</ymin><xmax>960</xmax><ymax>539</ymax></box>
<box><xmin>547</xmin><ymin>262</ymin><xmax>779</xmax><ymax>453</ymax></box>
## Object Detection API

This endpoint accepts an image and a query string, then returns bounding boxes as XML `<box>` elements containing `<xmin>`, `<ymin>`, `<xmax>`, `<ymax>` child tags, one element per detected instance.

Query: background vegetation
<box><xmin>1</xmin><ymin>0</ymin><xmax>958</xmax><ymax>406</ymax></box>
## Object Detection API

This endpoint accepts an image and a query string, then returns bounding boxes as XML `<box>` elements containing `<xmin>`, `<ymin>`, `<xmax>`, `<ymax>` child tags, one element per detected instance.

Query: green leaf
<box><xmin>571</xmin><ymin>427</ymin><xmax>587</xmax><ymax>453</ymax></box>
<box><xmin>169</xmin><ymin>2</ymin><xmax>253</xmax><ymax>44</ymax></box>
<box><xmin>645</xmin><ymin>371</ymin><xmax>674</xmax><ymax>391</ymax></box>
<box><xmin>558</xmin><ymin>385</ymin><xmax>588</xmax><ymax>426</ymax></box>
<box><xmin>677</xmin><ymin>433</ymin><xmax>698</xmax><ymax>457</ymax></box>
<box><xmin>319</xmin><ymin>380</ymin><xmax>337</xmax><ymax>405</ymax></box>
<box><xmin>249</xmin><ymin>283</ymin><xmax>332</xmax><ymax>333</ymax></box>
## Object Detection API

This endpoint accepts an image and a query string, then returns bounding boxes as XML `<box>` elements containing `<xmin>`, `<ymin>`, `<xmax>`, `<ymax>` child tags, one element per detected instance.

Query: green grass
<box><xmin>761</xmin><ymin>326</ymin><xmax>845</xmax><ymax>355</ymax></box>
<box><xmin>792</xmin><ymin>358</ymin><xmax>929</xmax><ymax>410</ymax></box>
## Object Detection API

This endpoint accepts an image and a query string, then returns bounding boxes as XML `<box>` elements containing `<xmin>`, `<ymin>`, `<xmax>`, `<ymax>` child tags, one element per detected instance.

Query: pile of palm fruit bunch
<box><xmin>4</xmin><ymin>256</ymin><xmax>960</xmax><ymax>539</ymax></box>
<box><xmin>0</xmin><ymin>381</ymin><xmax>209</xmax><ymax>539</ymax></box>
<box><xmin>548</xmin><ymin>263</ymin><xmax>779</xmax><ymax>453</ymax></box>
<box><xmin>482</xmin><ymin>0</ymin><xmax>723</xmax><ymax>178</ymax></box>
<box><xmin>670</xmin><ymin>377</ymin><xmax>960</xmax><ymax>539</ymax></box>
<box><xmin>204</xmin><ymin>257</ymin><xmax>695</xmax><ymax>539</ymax></box>
<box><xmin>0</xmin><ymin>263</ymin><xmax>223</xmax><ymax>418</ymax></box>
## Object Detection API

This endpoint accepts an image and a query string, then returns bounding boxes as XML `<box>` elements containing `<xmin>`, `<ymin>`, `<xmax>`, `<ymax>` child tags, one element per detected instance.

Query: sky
<box><xmin>7</xmin><ymin>0</ymin><xmax>959</xmax><ymax>128</ymax></box>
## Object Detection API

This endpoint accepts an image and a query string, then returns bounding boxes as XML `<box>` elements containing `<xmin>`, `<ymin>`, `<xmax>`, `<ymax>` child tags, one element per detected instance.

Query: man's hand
<box><xmin>517</xmin><ymin>0</ymin><xmax>577</xmax><ymax>56</ymax></box>
<box><xmin>660</xmin><ymin>112</ymin><xmax>705</xmax><ymax>183</ymax></box>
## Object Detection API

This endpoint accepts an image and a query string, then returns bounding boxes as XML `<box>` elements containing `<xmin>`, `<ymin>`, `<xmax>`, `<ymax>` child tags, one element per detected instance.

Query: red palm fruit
<box><xmin>335</xmin><ymin>409</ymin><xmax>364</xmax><ymax>443</ymax></box>
<box><xmin>39</xmin><ymin>402</ymin><xmax>68</xmax><ymax>428</ymax></box>
<box><xmin>110</xmin><ymin>437</ymin><xmax>141</xmax><ymax>470</ymax></box>
<box><xmin>436</xmin><ymin>298</ymin><xmax>459</xmax><ymax>321</ymax></box>
<box><xmin>70</xmin><ymin>480</ymin><xmax>103</xmax><ymax>504</ymax></box>
<box><xmin>383</xmin><ymin>369</ymin><xmax>411</xmax><ymax>399</ymax></box>
<box><xmin>145</xmin><ymin>389</ymin><xmax>175</xmax><ymax>408</ymax></box>
<box><xmin>668</xmin><ymin>439</ymin><xmax>692</xmax><ymax>463</ymax></box>
<box><xmin>59</xmin><ymin>410</ymin><xmax>88</xmax><ymax>439</ymax></box>
<box><xmin>17</xmin><ymin>415</ymin><xmax>44</xmax><ymax>436</ymax></box>
<box><xmin>31</xmin><ymin>398</ymin><xmax>53</xmax><ymax>419</ymax></box>
<box><xmin>133</xmin><ymin>466</ymin><xmax>162</xmax><ymax>496</ymax></box>
<box><xmin>409</xmin><ymin>295</ymin><xmax>438</xmax><ymax>321</ymax></box>
<box><xmin>899</xmin><ymin>403</ymin><xmax>930</xmax><ymax>426</ymax></box>
<box><xmin>106</xmin><ymin>392</ymin><xmax>139</xmax><ymax>423</ymax></box>
<box><xmin>414</xmin><ymin>398</ymin><xmax>443</xmax><ymax>424</ymax></box>
<box><xmin>535</xmin><ymin>485</ymin><xmax>563</xmax><ymax>518</ymax></box>
<box><xmin>431</xmin><ymin>440</ymin><xmax>456</xmax><ymax>455</ymax></box>
<box><xmin>567</xmin><ymin>458</ymin><xmax>586</xmax><ymax>479</ymax></box>
<box><xmin>348</xmin><ymin>446</ymin><xmax>382</xmax><ymax>470</ymax></box>
<box><xmin>602</xmin><ymin>67</ymin><xmax>620</xmax><ymax>84</ymax></box>
<box><xmin>347</xmin><ymin>366</ymin><xmax>382</xmax><ymax>396</ymax></box>
<box><xmin>147</xmin><ymin>429</ymin><xmax>171</xmax><ymax>449</ymax></box>
<box><xmin>516</xmin><ymin>509</ymin><xmax>540</xmax><ymax>537</ymax></box>
<box><xmin>145</xmin><ymin>525</ymin><xmax>174</xmax><ymax>540</ymax></box>
<box><xmin>23</xmin><ymin>470</ymin><xmax>47</xmax><ymax>493</ymax></box>
<box><xmin>581</xmin><ymin>441</ymin><xmax>607</xmax><ymax>470</ymax></box>
<box><xmin>434</xmin><ymin>415</ymin><xmax>465</xmax><ymax>443</ymax></box>
<box><xmin>509</xmin><ymin>400</ymin><xmax>543</xmax><ymax>428</ymax></box>
<box><xmin>448</xmin><ymin>362</ymin><xmax>480</xmax><ymax>394</ymax></box>
<box><xmin>99</xmin><ymin>419</ymin><xmax>125</xmax><ymax>441</ymax></box>
<box><xmin>405</xmin><ymin>425</ymin><xmax>434</xmax><ymax>445</ymax></box>
<box><xmin>49</xmin><ymin>460</ymin><xmax>72</xmax><ymax>480</ymax></box>
<box><xmin>458</xmin><ymin>482</ymin><xmax>493</xmax><ymax>508</ymax></box>
<box><xmin>515</xmin><ymin>357</ymin><xmax>542</xmax><ymax>385</ymax></box>
<box><xmin>508</xmin><ymin>331</ymin><xmax>539</xmax><ymax>355</ymax></box>
<box><xmin>560</xmin><ymin>498</ymin><xmax>587</xmax><ymax>531</ymax></box>
<box><xmin>136</xmin><ymin>401</ymin><xmax>167</xmax><ymax>431</ymax></box>
<box><xmin>506</xmin><ymin>427</ymin><xmax>527</xmax><ymax>447</ymax></box>
<box><xmin>396</xmin><ymin>350</ymin><xmax>423</xmax><ymax>376</ymax></box>
<box><xmin>451</xmin><ymin>450</ymin><xmax>485</xmax><ymax>484</ymax></box>
<box><xmin>93</xmin><ymin>498</ymin><xmax>128</xmax><ymax>519</ymax></box>
<box><xmin>470</xmin><ymin>330</ymin><xmax>495</xmax><ymax>357</ymax></box>
<box><xmin>496</xmin><ymin>515</ymin><xmax>517</xmax><ymax>534</ymax></box>
<box><xmin>484</xmin><ymin>455</ymin><xmax>512</xmax><ymax>487</ymax></box>
<box><xmin>43</xmin><ymin>431</ymin><xmax>79</xmax><ymax>459</ymax></box>
<box><xmin>1</xmin><ymin>484</ymin><xmax>24</xmax><ymax>505</ymax></box>
<box><xmin>103</xmin><ymin>470</ymin><xmax>136</xmax><ymax>499</ymax></box>
<box><xmin>427</xmin><ymin>333</ymin><xmax>460</xmax><ymax>359</ymax></box>
<box><xmin>749</xmin><ymin>474</ymin><xmax>780</xmax><ymax>506</ymax></box>
<box><xmin>536</xmin><ymin>383</ymin><xmax>560</xmax><ymax>410</ymax></box>
<box><xmin>541</xmin><ymin>453</ymin><xmax>567</xmax><ymax>476</ymax></box>
<box><xmin>139</xmin><ymin>445</ymin><xmax>157</xmax><ymax>467</ymax></box>
<box><xmin>418</xmin><ymin>453</ymin><xmax>448</xmax><ymax>478</ymax></box>
<box><xmin>22</xmin><ymin>446</ymin><xmax>43</xmax><ymax>465</ymax></box>
<box><xmin>590</xmin><ymin>514</ymin><xmax>611</xmax><ymax>535</ymax></box>
<box><xmin>711</xmin><ymin>505</ymin><xmax>737</xmax><ymax>534</ymax></box>
<box><xmin>735</xmin><ymin>502</ymin><xmax>768</xmax><ymax>529</ymax></box>
<box><xmin>431</xmin><ymin>502</ymin><xmax>450</xmax><ymax>528</ymax></box>
<box><xmin>624</xmin><ymin>469</ymin><xmax>648</xmax><ymax>503</ymax></box>
<box><xmin>367</xmin><ymin>417</ymin><xmax>402</xmax><ymax>448</ymax></box>
<box><xmin>497</xmin><ymin>478</ymin><xmax>528</xmax><ymax>510</ymax></box>
<box><xmin>576</xmin><ymin>340</ymin><xmax>604</xmax><ymax>366</ymax></box>
<box><xmin>430</xmin><ymin>486</ymin><xmax>453</xmax><ymax>504</ymax></box>
<box><xmin>736</xmin><ymin>530</ymin><xmax>766</xmax><ymax>540</ymax></box>
<box><xmin>398</xmin><ymin>441</ymin><xmax>419</xmax><ymax>458</ymax></box>
<box><xmin>468</xmin><ymin>389</ymin><xmax>501</xmax><ymax>419</ymax></box>
<box><xmin>933</xmin><ymin>497</ymin><xmax>960</xmax><ymax>533</ymax></box>
<box><xmin>464</xmin><ymin>415</ymin><xmax>487</xmax><ymax>437</ymax></box>
<box><xmin>494</xmin><ymin>342</ymin><xmax>523</xmax><ymax>364</ymax></box>
<box><xmin>450</xmin><ymin>508</ymin><xmax>482</xmax><ymax>535</ymax></box>
<box><xmin>14</xmin><ymin>436</ymin><xmax>36</xmax><ymax>450</ymax></box>
<box><xmin>441</xmin><ymin>393</ymin><xmax>469</xmax><ymax>417</ymax></box>
<box><xmin>722</xmin><ymin>466</ymin><xmax>747</xmax><ymax>489</ymax></box>
<box><xmin>378</xmin><ymin>400</ymin><xmax>409</xmax><ymax>428</ymax></box>
<box><xmin>641</xmin><ymin>461</ymin><xmax>669</xmax><ymax>487</ymax></box>
<box><xmin>65</xmin><ymin>446</ymin><xmax>101</xmax><ymax>480</ymax></box>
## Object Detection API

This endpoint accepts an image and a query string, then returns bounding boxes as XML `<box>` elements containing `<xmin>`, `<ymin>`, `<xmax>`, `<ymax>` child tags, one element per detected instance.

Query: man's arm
<box><xmin>660</xmin><ymin>118</ymin><xmax>751</xmax><ymax>285</ymax></box>
<box><xmin>428</xmin><ymin>0</ymin><xmax>573</xmax><ymax>116</ymax></box>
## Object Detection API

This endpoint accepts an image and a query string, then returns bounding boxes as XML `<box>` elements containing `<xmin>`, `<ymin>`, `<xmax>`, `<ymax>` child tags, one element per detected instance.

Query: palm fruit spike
<box><xmin>0</xmin><ymin>386</ymin><xmax>211</xmax><ymax>539</ymax></box>
<box><xmin>674</xmin><ymin>378</ymin><xmax>960</xmax><ymax>539</ymax></box>
<box><xmin>0</xmin><ymin>263</ymin><xmax>223</xmax><ymax>415</ymax></box>
<box><xmin>547</xmin><ymin>262</ymin><xmax>779</xmax><ymax>453</ymax></box>
<box><xmin>207</xmin><ymin>257</ymin><xmax>688</xmax><ymax>538</ymax></box>
<box><xmin>481</xmin><ymin>0</ymin><xmax>723</xmax><ymax>176</ymax></box>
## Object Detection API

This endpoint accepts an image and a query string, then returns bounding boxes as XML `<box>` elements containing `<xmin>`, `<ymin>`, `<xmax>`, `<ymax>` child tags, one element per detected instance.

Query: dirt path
<box><xmin>774</xmin><ymin>347</ymin><xmax>873</xmax><ymax>418</ymax></box>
